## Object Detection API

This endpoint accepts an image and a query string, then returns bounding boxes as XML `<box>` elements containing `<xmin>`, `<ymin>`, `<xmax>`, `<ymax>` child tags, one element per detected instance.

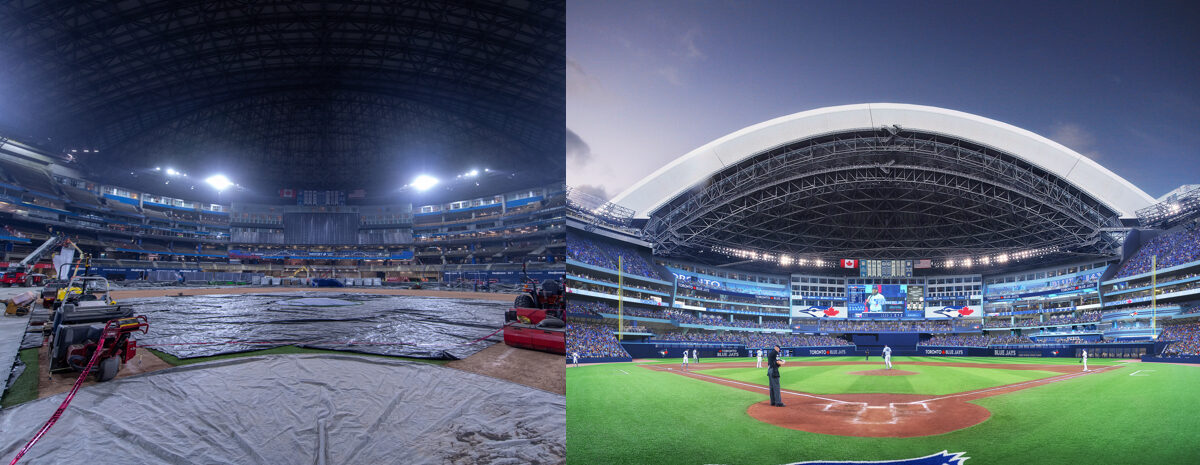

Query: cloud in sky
<box><xmin>566</xmin><ymin>127</ymin><xmax>592</xmax><ymax>165</ymax></box>
<box><xmin>680</xmin><ymin>27</ymin><xmax>705</xmax><ymax>60</ymax></box>
<box><xmin>573</xmin><ymin>184</ymin><xmax>609</xmax><ymax>201</ymax></box>
<box><xmin>1048</xmin><ymin>122</ymin><xmax>1102</xmax><ymax>160</ymax></box>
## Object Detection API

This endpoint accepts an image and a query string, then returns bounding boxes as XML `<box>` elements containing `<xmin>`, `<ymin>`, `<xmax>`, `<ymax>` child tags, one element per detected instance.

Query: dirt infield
<box><xmin>109</xmin><ymin>286</ymin><xmax>514</xmax><ymax>302</ymax></box>
<box><xmin>447</xmin><ymin>342</ymin><xmax>565</xmax><ymax>395</ymax></box>
<box><xmin>848</xmin><ymin>369</ymin><xmax>917</xmax><ymax>376</ymax></box>
<box><xmin>643</xmin><ymin>361</ymin><xmax>1119</xmax><ymax>437</ymax></box>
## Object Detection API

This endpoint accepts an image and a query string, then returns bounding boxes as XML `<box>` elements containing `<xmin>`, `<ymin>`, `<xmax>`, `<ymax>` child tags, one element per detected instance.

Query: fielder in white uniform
<box><xmin>572</xmin><ymin>352</ymin><xmax>579</xmax><ymax>367</ymax></box>
<box><xmin>693</xmin><ymin>348</ymin><xmax>699</xmax><ymax>364</ymax></box>
<box><xmin>682</xmin><ymin>350</ymin><xmax>689</xmax><ymax>371</ymax></box>
<box><xmin>756</xmin><ymin>349</ymin><xmax>763</xmax><ymax>368</ymax></box>
<box><xmin>883</xmin><ymin>345</ymin><xmax>893</xmax><ymax>370</ymax></box>
<box><xmin>1081</xmin><ymin>349</ymin><xmax>1088</xmax><ymax>372</ymax></box>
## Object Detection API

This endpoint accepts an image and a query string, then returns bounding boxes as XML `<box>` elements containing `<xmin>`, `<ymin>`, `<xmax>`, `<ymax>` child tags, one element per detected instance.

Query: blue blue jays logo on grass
<box><xmin>785</xmin><ymin>450</ymin><xmax>968</xmax><ymax>465</ymax></box>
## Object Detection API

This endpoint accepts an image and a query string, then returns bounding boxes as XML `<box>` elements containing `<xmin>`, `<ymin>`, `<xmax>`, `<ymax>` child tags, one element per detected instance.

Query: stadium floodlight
<box><xmin>205</xmin><ymin>174</ymin><xmax>234</xmax><ymax>191</ymax></box>
<box><xmin>411</xmin><ymin>174</ymin><xmax>439</xmax><ymax>191</ymax></box>
<box><xmin>468</xmin><ymin>169</ymin><xmax>479</xmax><ymax>177</ymax></box>
<box><xmin>155</xmin><ymin>166</ymin><xmax>161</xmax><ymax>171</ymax></box>
<box><xmin>166</xmin><ymin>168</ymin><xmax>178</xmax><ymax>176</ymax></box>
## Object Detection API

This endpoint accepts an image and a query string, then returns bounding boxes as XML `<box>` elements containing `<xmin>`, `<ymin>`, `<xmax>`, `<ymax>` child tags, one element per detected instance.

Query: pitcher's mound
<box><xmin>849</xmin><ymin>369</ymin><xmax>917</xmax><ymax>376</ymax></box>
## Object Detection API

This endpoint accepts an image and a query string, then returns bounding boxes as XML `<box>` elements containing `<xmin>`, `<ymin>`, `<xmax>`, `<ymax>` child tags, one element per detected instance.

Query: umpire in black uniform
<box><xmin>767</xmin><ymin>344</ymin><xmax>786</xmax><ymax>406</ymax></box>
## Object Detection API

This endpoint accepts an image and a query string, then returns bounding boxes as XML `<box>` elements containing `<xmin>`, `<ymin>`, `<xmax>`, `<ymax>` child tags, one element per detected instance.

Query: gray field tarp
<box><xmin>126</xmin><ymin>293</ymin><xmax>508</xmax><ymax>359</ymax></box>
<box><xmin>0</xmin><ymin>354</ymin><xmax>565</xmax><ymax>464</ymax></box>
<box><xmin>0</xmin><ymin>312</ymin><xmax>30</xmax><ymax>393</ymax></box>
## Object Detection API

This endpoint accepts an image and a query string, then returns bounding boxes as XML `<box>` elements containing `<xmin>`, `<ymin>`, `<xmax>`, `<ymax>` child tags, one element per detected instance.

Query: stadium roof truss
<box><xmin>643</xmin><ymin>127</ymin><xmax>1131</xmax><ymax>261</ymax></box>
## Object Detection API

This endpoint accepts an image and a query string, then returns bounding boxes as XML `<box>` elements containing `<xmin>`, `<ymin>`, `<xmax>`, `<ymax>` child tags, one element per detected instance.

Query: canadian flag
<box><xmin>279</xmin><ymin>189</ymin><xmax>295</xmax><ymax>198</ymax></box>
<box><xmin>841</xmin><ymin>259</ymin><xmax>858</xmax><ymax>268</ymax></box>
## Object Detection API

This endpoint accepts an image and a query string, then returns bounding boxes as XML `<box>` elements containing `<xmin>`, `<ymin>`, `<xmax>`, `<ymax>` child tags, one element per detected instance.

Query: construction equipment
<box><xmin>4</xmin><ymin>290</ymin><xmax>36</xmax><ymax>316</ymax></box>
<box><xmin>502</xmin><ymin>265</ymin><xmax>565</xmax><ymax>354</ymax></box>
<box><xmin>46</xmin><ymin>276</ymin><xmax>146</xmax><ymax>381</ymax></box>
<box><xmin>1</xmin><ymin>235</ymin><xmax>68</xmax><ymax>286</ymax></box>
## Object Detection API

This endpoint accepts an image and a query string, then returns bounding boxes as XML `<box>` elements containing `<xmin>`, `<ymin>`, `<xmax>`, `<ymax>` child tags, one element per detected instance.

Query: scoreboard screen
<box><xmin>859</xmin><ymin>259</ymin><xmax>913</xmax><ymax>277</ymax></box>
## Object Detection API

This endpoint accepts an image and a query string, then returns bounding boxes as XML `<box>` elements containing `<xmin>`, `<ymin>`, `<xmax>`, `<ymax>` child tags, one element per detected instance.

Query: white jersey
<box><xmin>693</xmin><ymin>349</ymin><xmax>698</xmax><ymax>359</ymax></box>
<box><xmin>868</xmin><ymin>293</ymin><xmax>887</xmax><ymax>312</ymax></box>
<box><xmin>572</xmin><ymin>353</ymin><xmax>579</xmax><ymax>363</ymax></box>
<box><xmin>683</xmin><ymin>353</ymin><xmax>688</xmax><ymax>363</ymax></box>
<box><xmin>1082</xmin><ymin>350</ymin><xmax>1087</xmax><ymax>360</ymax></box>
<box><xmin>883</xmin><ymin>347</ymin><xmax>892</xmax><ymax>358</ymax></box>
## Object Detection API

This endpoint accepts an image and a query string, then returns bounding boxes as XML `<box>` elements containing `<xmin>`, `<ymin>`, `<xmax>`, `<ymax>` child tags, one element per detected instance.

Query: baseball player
<box><xmin>1081</xmin><ymin>349</ymin><xmax>1088</xmax><ymax>372</ymax></box>
<box><xmin>693</xmin><ymin>348</ymin><xmax>699</xmax><ymax>364</ymax></box>
<box><xmin>572</xmin><ymin>351</ymin><xmax>579</xmax><ymax>367</ymax></box>
<box><xmin>756</xmin><ymin>349</ymin><xmax>763</xmax><ymax>368</ymax></box>
<box><xmin>682</xmin><ymin>349</ymin><xmax>689</xmax><ymax>371</ymax></box>
<box><xmin>868</xmin><ymin>286</ymin><xmax>887</xmax><ymax>312</ymax></box>
<box><xmin>883</xmin><ymin>345</ymin><xmax>892</xmax><ymax>370</ymax></box>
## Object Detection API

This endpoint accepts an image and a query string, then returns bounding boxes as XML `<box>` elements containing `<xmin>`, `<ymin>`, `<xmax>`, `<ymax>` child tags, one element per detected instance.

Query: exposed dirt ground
<box><xmin>36</xmin><ymin>341</ymin><xmax>173</xmax><ymax>399</ymax></box>
<box><xmin>446</xmin><ymin>342</ymin><xmax>565</xmax><ymax>395</ymax></box>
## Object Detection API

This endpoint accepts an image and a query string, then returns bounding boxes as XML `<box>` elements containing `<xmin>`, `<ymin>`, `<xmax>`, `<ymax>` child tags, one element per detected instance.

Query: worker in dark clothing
<box><xmin>767</xmin><ymin>344</ymin><xmax>786</xmax><ymax>407</ymax></box>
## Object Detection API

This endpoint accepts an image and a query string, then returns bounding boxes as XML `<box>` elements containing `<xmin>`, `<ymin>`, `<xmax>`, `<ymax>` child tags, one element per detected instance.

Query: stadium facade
<box><xmin>566</xmin><ymin>104</ymin><xmax>1200</xmax><ymax>363</ymax></box>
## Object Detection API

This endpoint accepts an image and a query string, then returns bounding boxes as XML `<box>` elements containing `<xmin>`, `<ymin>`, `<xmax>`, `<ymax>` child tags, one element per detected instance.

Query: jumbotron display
<box><xmin>848</xmin><ymin>284</ymin><xmax>905</xmax><ymax>312</ymax></box>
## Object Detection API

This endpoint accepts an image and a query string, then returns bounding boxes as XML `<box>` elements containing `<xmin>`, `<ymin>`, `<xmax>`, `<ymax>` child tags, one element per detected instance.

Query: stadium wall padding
<box><xmin>1141</xmin><ymin>355</ymin><xmax>1200</xmax><ymax>364</ymax></box>
<box><xmin>618</xmin><ymin>342</ymin><xmax>1159</xmax><ymax>360</ymax></box>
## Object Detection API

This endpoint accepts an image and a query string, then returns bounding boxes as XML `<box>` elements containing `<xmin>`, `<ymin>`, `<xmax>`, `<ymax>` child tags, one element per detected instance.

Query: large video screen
<box><xmin>847</xmin><ymin>284</ymin><xmax>907</xmax><ymax>312</ymax></box>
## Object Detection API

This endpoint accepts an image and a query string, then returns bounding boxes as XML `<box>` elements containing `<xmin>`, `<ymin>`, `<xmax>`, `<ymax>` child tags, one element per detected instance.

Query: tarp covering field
<box><xmin>0</xmin><ymin>355</ymin><xmax>565</xmax><ymax>464</ymax></box>
<box><xmin>126</xmin><ymin>292</ymin><xmax>507</xmax><ymax>359</ymax></box>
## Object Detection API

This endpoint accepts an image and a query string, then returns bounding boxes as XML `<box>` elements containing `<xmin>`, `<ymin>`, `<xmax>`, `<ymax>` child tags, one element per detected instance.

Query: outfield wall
<box><xmin>618</xmin><ymin>342</ymin><xmax>1160</xmax><ymax>360</ymax></box>
<box><xmin>1141</xmin><ymin>355</ymin><xmax>1200</xmax><ymax>364</ymax></box>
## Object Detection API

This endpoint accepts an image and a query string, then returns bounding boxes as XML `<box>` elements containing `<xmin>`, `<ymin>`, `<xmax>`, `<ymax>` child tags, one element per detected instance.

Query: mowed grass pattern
<box><xmin>567</xmin><ymin>358</ymin><xmax>1200</xmax><ymax>464</ymax></box>
<box><xmin>699</xmin><ymin>364</ymin><xmax>1060</xmax><ymax>395</ymax></box>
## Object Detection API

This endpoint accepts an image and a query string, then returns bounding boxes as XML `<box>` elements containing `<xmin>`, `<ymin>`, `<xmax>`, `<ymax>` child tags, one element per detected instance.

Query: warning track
<box><xmin>641</xmin><ymin>361</ymin><xmax>1120</xmax><ymax>437</ymax></box>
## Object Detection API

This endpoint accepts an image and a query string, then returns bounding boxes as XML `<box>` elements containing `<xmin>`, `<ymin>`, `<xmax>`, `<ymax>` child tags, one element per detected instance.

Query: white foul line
<box><xmin>671</xmin><ymin>369</ymin><xmax>854</xmax><ymax>404</ymax></box>
<box><xmin>1128</xmin><ymin>369</ymin><xmax>1155</xmax><ymax>377</ymax></box>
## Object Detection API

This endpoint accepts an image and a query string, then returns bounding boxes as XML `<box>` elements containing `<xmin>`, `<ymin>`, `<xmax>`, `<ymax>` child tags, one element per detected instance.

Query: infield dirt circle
<box><xmin>644</xmin><ymin>361</ymin><xmax>1117</xmax><ymax>438</ymax></box>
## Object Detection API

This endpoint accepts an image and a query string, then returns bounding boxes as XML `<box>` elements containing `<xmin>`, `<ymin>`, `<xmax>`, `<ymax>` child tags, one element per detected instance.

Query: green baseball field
<box><xmin>567</xmin><ymin>356</ymin><xmax>1200</xmax><ymax>464</ymax></box>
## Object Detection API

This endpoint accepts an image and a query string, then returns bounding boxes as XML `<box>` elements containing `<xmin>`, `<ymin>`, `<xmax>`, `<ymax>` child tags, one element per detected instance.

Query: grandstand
<box><xmin>567</xmin><ymin>103</ymin><xmax>1199</xmax><ymax>363</ymax></box>
<box><xmin>0</xmin><ymin>146</ymin><xmax>564</xmax><ymax>287</ymax></box>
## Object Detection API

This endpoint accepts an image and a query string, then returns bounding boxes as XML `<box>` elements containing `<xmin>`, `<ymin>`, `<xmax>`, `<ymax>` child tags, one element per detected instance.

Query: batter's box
<box><xmin>821</xmin><ymin>402</ymin><xmax>867</xmax><ymax>415</ymax></box>
<box><xmin>890</xmin><ymin>402</ymin><xmax>933</xmax><ymax>415</ymax></box>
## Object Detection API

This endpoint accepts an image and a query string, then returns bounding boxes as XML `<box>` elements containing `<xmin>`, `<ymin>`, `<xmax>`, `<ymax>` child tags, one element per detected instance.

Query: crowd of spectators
<box><xmin>985</xmin><ymin>270</ymin><xmax>1103</xmax><ymax>298</ymax></box>
<box><xmin>567</xmin><ymin>301</ymin><xmax>608</xmax><ymax>316</ymax></box>
<box><xmin>919</xmin><ymin>334</ymin><xmax>1034</xmax><ymax>347</ymax></box>
<box><xmin>566</xmin><ymin>301</ymin><xmax>674</xmax><ymax>321</ymax></box>
<box><xmin>1160</xmin><ymin>321</ymin><xmax>1200</xmax><ymax>356</ymax></box>
<box><xmin>983</xmin><ymin>312</ymin><xmax>1099</xmax><ymax>328</ymax></box>
<box><xmin>566</xmin><ymin>322</ymin><xmax>631</xmax><ymax>359</ymax></box>
<box><xmin>1115</xmin><ymin>226</ymin><xmax>1200</xmax><ymax>278</ymax></box>
<box><xmin>814</xmin><ymin>319</ymin><xmax>958</xmax><ymax>332</ymax></box>
<box><xmin>651</xmin><ymin>331</ymin><xmax>851</xmax><ymax>347</ymax></box>
<box><xmin>567</xmin><ymin>236</ymin><xmax>662</xmax><ymax>279</ymax></box>
<box><xmin>670</xmin><ymin>310</ymin><xmax>791</xmax><ymax>330</ymax></box>
<box><xmin>569</xmin><ymin>272</ymin><xmax>666</xmax><ymax>295</ymax></box>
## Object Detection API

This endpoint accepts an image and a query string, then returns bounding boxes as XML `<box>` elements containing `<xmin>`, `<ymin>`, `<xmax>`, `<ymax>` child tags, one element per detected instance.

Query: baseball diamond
<box><xmin>567</xmin><ymin>356</ymin><xmax>1200</xmax><ymax>464</ymax></box>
